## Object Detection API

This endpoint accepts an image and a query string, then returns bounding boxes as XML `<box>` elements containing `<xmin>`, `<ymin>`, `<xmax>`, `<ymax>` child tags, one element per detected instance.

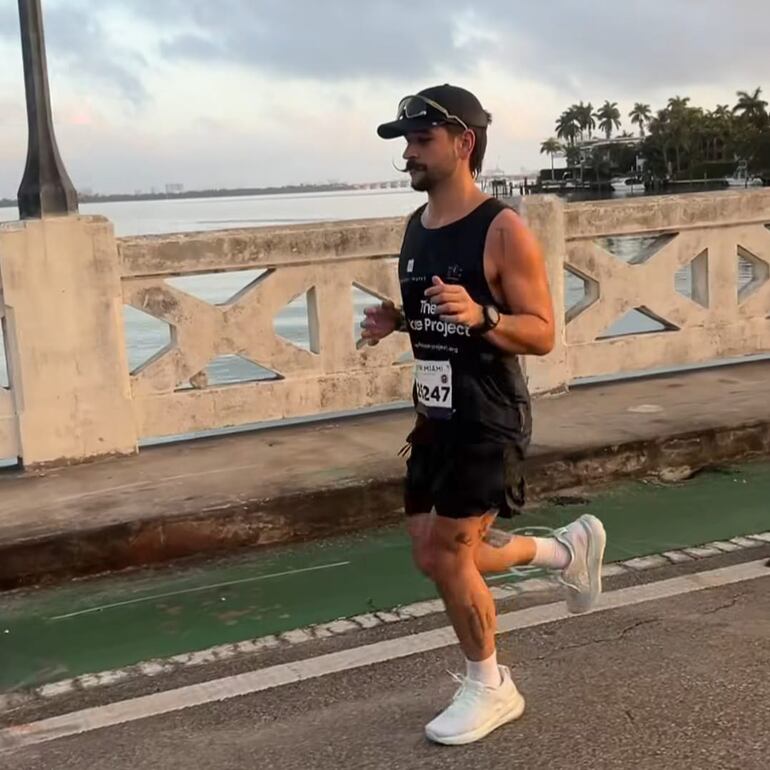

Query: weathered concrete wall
<box><xmin>120</xmin><ymin>220</ymin><xmax>413</xmax><ymax>439</ymax></box>
<box><xmin>563</xmin><ymin>189</ymin><xmax>770</xmax><ymax>381</ymax></box>
<box><xmin>0</xmin><ymin>217</ymin><xmax>137</xmax><ymax>466</ymax></box>
<box><xmin>519</xmin><ymin>195</ymin><xmax>568</xmax><ymax>395</ymax></box>
<box><xmin>119</xmin><ymin>188</ymin><xmax>770</xmax><ymax>443</ymax></box>
<box><xmin>0</xmin><ymin>189</ymin><xmax>769</xmax><ymax>466</ymax></box>
<box><xmin>565</xmin><ymin>187</ymin><xmax>770</xmax><ymax>237</ymax></box>
<box><xmin>119</xmin><ymin>217</ymin><xmax>407</xmax><ymax>275</ymax></box>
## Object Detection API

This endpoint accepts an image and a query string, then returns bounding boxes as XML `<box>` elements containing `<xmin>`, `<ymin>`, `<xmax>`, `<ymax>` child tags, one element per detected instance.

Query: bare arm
<box><xmin>481</xmin><ymin>210</ymin><xmax>555</xmax><ymax>356</ymax></box>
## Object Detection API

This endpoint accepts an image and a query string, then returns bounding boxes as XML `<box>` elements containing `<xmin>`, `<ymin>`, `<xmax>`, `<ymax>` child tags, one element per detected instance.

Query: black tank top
<box><xmin>398</xmin><ymin>197</ymin><xmax>531</xmax><ymax>444</ymax></box>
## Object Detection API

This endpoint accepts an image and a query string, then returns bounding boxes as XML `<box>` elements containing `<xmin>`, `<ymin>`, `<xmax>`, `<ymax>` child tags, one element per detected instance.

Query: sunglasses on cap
<box><xmin>396</xmin><ymin>95</ymin><xmax>470</xmax><ymax>131</ymax></box>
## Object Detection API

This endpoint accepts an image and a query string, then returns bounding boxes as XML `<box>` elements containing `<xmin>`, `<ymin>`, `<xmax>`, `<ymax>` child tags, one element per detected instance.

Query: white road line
<box><xmin>50</xmin><ymin>561</ymin><xmax>351</xmax><ymax>621</ymax></box>
<box><xmin>3</xmin><ymin>558</ymin><xmax>766</xmax><ymax>754</ymax></box>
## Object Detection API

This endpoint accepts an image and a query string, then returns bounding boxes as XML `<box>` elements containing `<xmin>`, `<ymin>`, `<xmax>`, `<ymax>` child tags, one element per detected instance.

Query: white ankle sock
<box><xmin>466</xmin><ymin>652</ymin><xmax>501</xmax><ymax>688</ymax></box>
<box><xmin>530</xmin><ymin>537</ymin><xmax>571</xmax><ymax>570</ymax></box>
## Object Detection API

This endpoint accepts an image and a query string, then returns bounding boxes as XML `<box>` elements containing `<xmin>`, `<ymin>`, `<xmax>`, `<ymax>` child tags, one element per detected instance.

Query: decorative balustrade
<box><xmin>562</xmin><ymin>192</ymin><xmax>770</xmax><ymax>381</ymax></box>
<box><xmin>118</xmin><ymin>218</ymin><xmax>413</xmax><ymax>439</ymax></box>
<box><xmin>0</xmin><ymin>190</ymin><xmax>769</xmax><ymax>466</ymax></box>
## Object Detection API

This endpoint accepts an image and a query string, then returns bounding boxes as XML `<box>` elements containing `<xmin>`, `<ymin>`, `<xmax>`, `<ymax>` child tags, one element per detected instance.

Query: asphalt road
<box><xmin>6</xmin><ymin>561</ymin><xmax>769</xmax><ymax>770</ymax></box>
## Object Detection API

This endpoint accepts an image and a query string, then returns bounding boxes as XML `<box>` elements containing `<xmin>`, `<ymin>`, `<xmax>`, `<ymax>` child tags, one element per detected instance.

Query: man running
<box><xmin>362</xmin><ymin>84</ymin><xmax>607</xmax><ymax>746</ymax></box>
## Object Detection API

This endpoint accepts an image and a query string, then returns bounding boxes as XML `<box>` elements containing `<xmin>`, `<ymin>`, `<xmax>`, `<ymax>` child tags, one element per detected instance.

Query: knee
<box><xmin>412</xmin><ymin>543</ymin><xmax>435</xmax><ymax>578</ymax></box>
<box><xmin>413</xmin><ymin>543</ymin><xmax>463</xmax><ymax>583</ymax></box>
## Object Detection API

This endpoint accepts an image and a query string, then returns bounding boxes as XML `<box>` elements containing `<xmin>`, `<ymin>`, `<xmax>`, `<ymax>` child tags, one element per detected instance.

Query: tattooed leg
<box><xmin>425</xmin><ymin>516</ymin><xmax>498</xmax><ymax>661</ymax></box>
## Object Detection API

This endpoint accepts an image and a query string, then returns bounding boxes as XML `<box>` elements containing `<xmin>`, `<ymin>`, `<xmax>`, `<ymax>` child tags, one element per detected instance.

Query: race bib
<box><xmin>415</xmin><ymin>360</ymin><xmax>452</xmax><ymax>418</ymax></box>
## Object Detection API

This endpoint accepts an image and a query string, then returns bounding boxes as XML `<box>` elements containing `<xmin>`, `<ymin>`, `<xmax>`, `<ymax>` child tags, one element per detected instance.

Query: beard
<box><xmin>406</xmin><ymin>162</ymin><xmax>447</xmax><ymax>192</ymax></box>
<box><xmin>409</xmin><ymin>169</ymin><xmax>433</xmax><ymax>192</ymax></box>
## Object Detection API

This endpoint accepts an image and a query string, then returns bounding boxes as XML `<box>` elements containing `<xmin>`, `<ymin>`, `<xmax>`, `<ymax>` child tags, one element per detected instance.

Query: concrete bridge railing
<box><xmin>119</xmin><ymin>218</ymin><xmax>413</xmax><ymax>441</ymax></box>
<box><xmin>1</xmin><ymin>190</ymin><xmax>769</xmax><ymax>467</ymax></box>
<box><xmin>561</xmin><ymin>191</ymin><xmax>770</xmax><ymax>381</ymax></box>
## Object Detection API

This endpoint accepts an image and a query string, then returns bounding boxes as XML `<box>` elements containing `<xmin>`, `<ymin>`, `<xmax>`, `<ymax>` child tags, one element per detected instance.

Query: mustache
<box><xmin>393</xmin><ymin>160</ymin><xmax>427</xmax><ymax>174</ymax></box>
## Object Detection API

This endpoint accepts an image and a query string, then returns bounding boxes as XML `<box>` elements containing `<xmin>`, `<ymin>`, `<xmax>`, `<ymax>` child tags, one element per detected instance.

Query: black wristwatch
<box><xmin>475</xmin><ymin>304</ymin><xmax>501</xmax><ymax>334</ymax></box>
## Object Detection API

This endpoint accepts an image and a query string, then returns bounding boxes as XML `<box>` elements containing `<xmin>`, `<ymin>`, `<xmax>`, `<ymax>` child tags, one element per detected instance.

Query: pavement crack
<box><xmin>530</xmin><ymin>617</ymin><xmax>662</xmax><ymax>662</ymax></box>
<box><xmin>700</xmin><ymin>594</ymin><xmax>745</xmax><ymax>616</ymax></box>
<box><xmin>619</xmin><ymin>618</ymin><xmax>661</xmax><ymax>637</ymax></box>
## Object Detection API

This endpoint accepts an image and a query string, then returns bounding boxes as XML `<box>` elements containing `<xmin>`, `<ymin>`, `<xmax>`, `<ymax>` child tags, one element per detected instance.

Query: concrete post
<box><xmin>0</xmin><ymin>216</ymin><xmax>137</xmax><ymax>467</ymax></box>
<box><xmin>520</xmin><ymin>195</ymin><xmax>569</xmax><ymax>396</ymax></box>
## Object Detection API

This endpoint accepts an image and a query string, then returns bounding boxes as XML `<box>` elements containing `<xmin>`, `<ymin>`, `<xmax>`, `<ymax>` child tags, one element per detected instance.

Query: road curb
<box><xmin>1</xmin><ymin>420</ymin><xmax>769</xmax><ymax>590</ymax></box>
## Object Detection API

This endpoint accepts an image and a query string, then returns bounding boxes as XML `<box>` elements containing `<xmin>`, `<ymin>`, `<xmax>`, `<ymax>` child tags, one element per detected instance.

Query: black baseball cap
<box><xmin>377</xmin><ymin>84</ymin><xmax>491</xmax><ymax>139</ymax></box>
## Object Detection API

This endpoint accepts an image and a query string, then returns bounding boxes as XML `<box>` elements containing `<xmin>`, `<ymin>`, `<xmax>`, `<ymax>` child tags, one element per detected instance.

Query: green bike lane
<box><xmin>2</xmin><ymin>460</ymin><xmax>769</xmax><ymax>693</ymax></box>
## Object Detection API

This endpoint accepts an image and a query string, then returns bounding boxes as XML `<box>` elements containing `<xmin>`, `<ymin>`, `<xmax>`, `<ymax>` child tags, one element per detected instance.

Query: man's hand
<box><xmin>424</xmin><ymin>276</ymin><xmax>484</xmax><ymax>328</ymax></box>
<box><xmin>360</xmin><ymin>300</ymin><xmax>402</xmax><ymax>346</ymax></box>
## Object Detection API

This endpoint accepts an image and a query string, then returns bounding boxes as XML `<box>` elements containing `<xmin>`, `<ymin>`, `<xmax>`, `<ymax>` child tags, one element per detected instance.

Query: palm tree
<box><xmin>595</xmin><ymin>101</ymin><xmax>622</xmax><ymax>139</ymax></box>
<box><xmin>681</xmin><ymin>107</ymin><xmax>705</xmax><ymax>176</ymax></box>
<box><xmin>706</xmin><ymin>105</ymin><xmax>733</xmax><ymax>161</ymax></box>
<box><xmin>731</xmin><ymin>90</ymin><xmax>768</xmax><ymax>179</ymax></box>
<box><xmin>667</xmin><ymin>96</ymin><xmax>691</xmax><ymax>113</ymax></box>
<box><xmin>661</xmin><ymin>97</ymin><xmax>704</xmax><ymax>177</ymax></box>
<box><xmin>629</xmin><ymin>103</ymin><xmax>652</xmax><ymax>137</ymax></box>
<box><xmin>540</xmin><ymin>138</ymin><xmax>563</xmax><ymax>176</ymax></box>
<box><xmin>665</xmin><ymin>97</ymin><xmax>693</xmax><ymax>176</ymax></box>
<box><xmin>574</xmin><ymin>102</ymin><xmax>595</xmax><ymax>140</ymax></box>
<box><xmin>646</xmin><ymin>108</ymin><xmax>673</xmax><ymax>176</ymax></box>
<box><xmin>733</xmin><ymin>87</ymin><xmax>768</xmax><ymax>129</ymax></box>
<box><xmin>555</xmin><ymin>109</ymin><xmax>579</xmax><ymax>146</ymax></box>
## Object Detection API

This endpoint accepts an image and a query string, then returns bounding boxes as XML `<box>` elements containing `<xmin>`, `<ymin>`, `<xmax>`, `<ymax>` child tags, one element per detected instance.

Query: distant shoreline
<box><xmin>0</xmin><ymin>182</ymin><xmax>371</xmax><ymax>210</ymax></box>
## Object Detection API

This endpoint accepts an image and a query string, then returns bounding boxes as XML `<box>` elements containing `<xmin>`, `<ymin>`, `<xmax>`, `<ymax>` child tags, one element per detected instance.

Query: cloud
<box><xmin>104</xmin><ymin>0</ymin><xmax>770</xmax><ymax>97</ymax></box>
<box><xmin>7</xmin><ymin>1</ymin><xmax>770</xmax><ymax>112</ymax></box>
<box><xmin>4</xmin><ymin>0</ymin><xmax>770</xmax><ymax>195</ymax></box>
<box><xmin>491</xmin><ymin>0</ymin><xmax>770</xmax><ymax>96</ymax></box>
<box><xmin>0</xmin><ymin>3</ymin><xmax>148</xmax><ymax>106</ymax></box>
<box><xmin>111</xmin><ymin>0</ymin><xmax>479</xmax><ymax>81</ymax></box>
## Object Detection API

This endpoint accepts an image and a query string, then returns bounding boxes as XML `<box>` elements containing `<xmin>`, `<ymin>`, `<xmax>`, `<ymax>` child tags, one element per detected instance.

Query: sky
<box><xmin>1</xmin><ymin>0</ymin><xmax>770</xmax><ymax>196</ymax></box>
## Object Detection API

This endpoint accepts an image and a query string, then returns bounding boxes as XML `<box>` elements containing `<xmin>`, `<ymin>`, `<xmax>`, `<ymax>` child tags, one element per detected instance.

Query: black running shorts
<box><xmin>403</xmin><ymin>433</ymin><xmax>528</xmax><ymax>520</ymax></box>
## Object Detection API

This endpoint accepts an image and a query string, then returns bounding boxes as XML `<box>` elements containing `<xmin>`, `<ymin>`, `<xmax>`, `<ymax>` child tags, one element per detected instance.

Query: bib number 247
<box><xmin>415</xmin><ymin>360</ymin><xmax>452</xmax><ymax>413</ymax></box>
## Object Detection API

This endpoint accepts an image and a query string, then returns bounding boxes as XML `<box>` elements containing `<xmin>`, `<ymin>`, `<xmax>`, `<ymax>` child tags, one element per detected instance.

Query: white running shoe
<box><xmin>424</xmin><ymin>665</ymin><xmax>525</xmax><ymax>746</ymax></box>
<box><xmin>554</xmin><ymin>513</ymin><xmax>607</xmax><ymax>614</ymax></box>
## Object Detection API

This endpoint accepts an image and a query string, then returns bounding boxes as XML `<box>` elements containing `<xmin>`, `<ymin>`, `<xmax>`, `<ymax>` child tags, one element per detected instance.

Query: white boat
<box><xmin>610</xmin><ymin>176</ymin><xmax>645</xmax><ymax>193</ymax></box>
<box><xmin>724</xmin><ymin>164</ymin><xmax>763</xmax><ymax>187</ymax></box>
<box><xmin>725</xmin><ymin>175</ymin><xmax>763</xmax><ymax>187</ymax></box>
<box><xmin>540</xmin><ymin>177</ymin><xmax>578</xmax><ymax>191</ymax></box>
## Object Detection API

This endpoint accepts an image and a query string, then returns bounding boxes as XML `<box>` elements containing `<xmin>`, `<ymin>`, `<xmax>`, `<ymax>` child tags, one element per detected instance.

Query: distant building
<box><xmin>165</xmin><ymin>183</ymin><xmax>184</xmax><ymax>194</ymax></box>
<box><xmin>576</xmin><ymin>136</ymin><xmax>642</xmax><ymax>165</ymax></box>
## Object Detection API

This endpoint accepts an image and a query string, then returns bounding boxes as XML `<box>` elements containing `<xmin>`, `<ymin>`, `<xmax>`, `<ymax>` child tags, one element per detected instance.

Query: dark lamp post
<box><xmin>16</xmin><ymin>0</ymin><xmax>78</xmax><ymax>219</ymax></box>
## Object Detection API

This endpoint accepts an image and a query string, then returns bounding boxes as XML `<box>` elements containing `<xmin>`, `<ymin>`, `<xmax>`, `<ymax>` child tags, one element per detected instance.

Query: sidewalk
<box><xmin>1</xmin><ymin>361</ymin><xmax>769</xmax><ymax>588</ymax></box>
